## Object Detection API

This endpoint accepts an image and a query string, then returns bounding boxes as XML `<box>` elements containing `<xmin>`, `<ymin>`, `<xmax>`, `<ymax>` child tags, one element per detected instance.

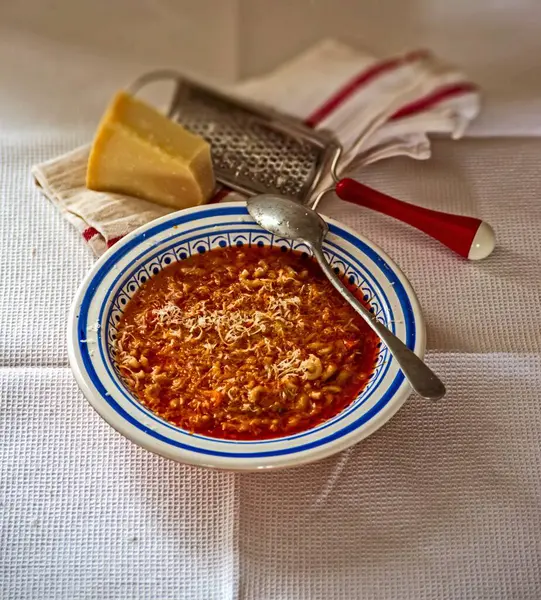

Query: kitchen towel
<box><xmin>31</xmin><ymin>39</ymin><xmax>480</xmax><ymax>256</ymax></box>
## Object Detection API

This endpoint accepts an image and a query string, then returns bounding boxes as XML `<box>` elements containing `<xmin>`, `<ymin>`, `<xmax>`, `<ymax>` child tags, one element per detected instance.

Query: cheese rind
<box><xmin>87</xmin><ymin>91</ymin><xmax>215</xmax><ymax>209</ymax></box>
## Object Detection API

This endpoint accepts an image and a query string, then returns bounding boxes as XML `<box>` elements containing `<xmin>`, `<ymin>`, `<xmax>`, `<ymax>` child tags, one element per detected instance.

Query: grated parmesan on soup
<box><xmin>115</xmin><ymin>246</ymin><xmax>379</xmax><ymax>440</ymax></box>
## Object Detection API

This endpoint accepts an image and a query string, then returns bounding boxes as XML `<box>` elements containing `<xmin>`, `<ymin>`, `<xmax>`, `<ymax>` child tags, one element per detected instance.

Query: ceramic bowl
<box><xmin>68</xmin><ymin>202</ymin><xmax>425</xmax><ymax>470</ymax></box>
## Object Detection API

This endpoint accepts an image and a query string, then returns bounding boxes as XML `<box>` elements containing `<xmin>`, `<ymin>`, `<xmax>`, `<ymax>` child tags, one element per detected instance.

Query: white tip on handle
<box><xmin>468</xmin><ymin>222</ymin><xmax>496</xmax><ymax>260</ymax></box>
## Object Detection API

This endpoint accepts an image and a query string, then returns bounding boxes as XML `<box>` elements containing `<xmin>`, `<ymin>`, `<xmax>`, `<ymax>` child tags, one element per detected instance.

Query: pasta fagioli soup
<box><xmin>114</xmin><ymin>246</ymin><xmax>379</xmax><ymax>440</ymax></box>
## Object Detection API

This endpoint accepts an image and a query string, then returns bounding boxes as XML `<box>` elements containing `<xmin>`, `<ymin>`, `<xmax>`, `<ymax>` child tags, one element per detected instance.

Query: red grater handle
<box><xmin>335</xmin><ymin>178</ymin><xmax>495</xmax><ymax>260</ymax></box>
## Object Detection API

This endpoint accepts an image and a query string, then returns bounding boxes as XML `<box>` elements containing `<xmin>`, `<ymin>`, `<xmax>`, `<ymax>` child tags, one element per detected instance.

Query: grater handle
<box><xmin>335</xmin><ymin>178</ymin><xmax>495</xmax><ymax>260</ymax></box>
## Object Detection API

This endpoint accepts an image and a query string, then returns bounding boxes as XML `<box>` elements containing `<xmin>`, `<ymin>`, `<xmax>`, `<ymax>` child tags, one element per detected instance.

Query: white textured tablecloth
<box><xmin>1</xmin><ymin>15</ymin><xmax>541</xmax><ymax>600</ymax></box>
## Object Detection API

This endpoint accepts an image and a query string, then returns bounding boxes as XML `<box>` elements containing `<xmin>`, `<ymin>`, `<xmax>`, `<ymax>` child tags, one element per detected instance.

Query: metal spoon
<box><xmin>247</xmin><ymin>194</ymin><xmax>446</xmax><ymax>400</ymax></box>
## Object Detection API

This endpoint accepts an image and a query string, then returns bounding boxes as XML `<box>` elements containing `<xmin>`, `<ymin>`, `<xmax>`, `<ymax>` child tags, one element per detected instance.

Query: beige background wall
<box><xmin>1</xmin><ymin>0</ymin><xmax>540</xmax><ymax>135</ymax></box>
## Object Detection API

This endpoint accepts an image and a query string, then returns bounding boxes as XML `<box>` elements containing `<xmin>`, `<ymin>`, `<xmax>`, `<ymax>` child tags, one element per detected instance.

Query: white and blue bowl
<box><xmin>68</xmin><ymin>202</ymin><xmax>425</xmax><ymax>470</ymax></box>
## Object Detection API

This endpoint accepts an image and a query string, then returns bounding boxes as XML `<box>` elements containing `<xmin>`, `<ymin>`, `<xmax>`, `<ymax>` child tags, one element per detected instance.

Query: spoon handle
<box><xmin>311</xmin><ymin>245</ymin><xmax>446</xmax><ymax>400</ymax></box>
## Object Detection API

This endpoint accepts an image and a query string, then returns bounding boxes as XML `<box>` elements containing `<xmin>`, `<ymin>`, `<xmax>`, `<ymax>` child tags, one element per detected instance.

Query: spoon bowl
<box><xmin>247</xmin><ymin>194</ymin><xmax>329</xmax><ymax>244</ymax></box>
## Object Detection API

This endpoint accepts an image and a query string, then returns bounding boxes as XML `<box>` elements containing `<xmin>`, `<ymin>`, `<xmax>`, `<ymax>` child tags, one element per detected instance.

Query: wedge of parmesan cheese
<box><xmin>86</xmin><ymin>91</ymin><xmax>215</xmax><ymax>209</ymax></box>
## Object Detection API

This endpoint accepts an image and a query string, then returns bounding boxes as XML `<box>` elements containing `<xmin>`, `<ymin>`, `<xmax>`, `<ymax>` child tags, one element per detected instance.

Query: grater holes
<box><xmin>174</xmin><ymin>95</ymin><xmax>321</xmax><ymax>198</ymax></box>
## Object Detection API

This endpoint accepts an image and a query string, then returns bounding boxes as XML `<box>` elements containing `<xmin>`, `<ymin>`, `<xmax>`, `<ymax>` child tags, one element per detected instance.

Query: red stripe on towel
<box><xmin>304</xmin><ymin>50</ymin><xmax>429</xmax><ymax>128</ymax></box>
<box><xmin>390</xmin><ymin>82</ymin><xmax>478</xmax><ymax>120</ymax></box>
<box><xmin>82</xmin><ymin>227</ymin><xmax>99</xmax><ymax>241</ymax></box>
<box><xmin>209</xmin><ymin>188</ymin><xmax>232</xmax><ymax>203</ymax></box>
<box><xmin>106</xmin><ymin>236</ymin><xmax>123</xmax><ymax>248</ymax></box>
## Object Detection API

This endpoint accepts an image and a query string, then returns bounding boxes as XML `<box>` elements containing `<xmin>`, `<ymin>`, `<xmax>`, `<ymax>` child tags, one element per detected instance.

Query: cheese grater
<box><xmin>129</xmin><ymin>70</ymin><xmax>342</xmax><ymax>207</ymax></box>
<box><xmin>128</xmin><ymin>70</ymin><xmax>495</xmax><ymax>260</ymax></box>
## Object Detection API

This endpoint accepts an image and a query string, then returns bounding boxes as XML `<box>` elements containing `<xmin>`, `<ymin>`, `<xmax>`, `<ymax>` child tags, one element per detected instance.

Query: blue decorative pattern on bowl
<box><xmin>68</xmin><ymin>203</ymin><xmax>424</xmax><ymax>471</ymax></box>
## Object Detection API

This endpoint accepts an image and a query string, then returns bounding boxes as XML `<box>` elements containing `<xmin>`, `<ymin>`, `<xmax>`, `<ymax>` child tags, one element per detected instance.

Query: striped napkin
<box><xmin>32</xmin><ymin>39</ymin><xmax>480</xmax><ymax>256</ymax></box>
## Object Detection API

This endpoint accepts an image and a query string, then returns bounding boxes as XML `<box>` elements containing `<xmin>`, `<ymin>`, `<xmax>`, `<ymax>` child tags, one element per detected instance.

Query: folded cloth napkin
<box><xmin>32</xmin><ymin>39</ymin><xmax>480</xmax><ymax>256</ymax></box>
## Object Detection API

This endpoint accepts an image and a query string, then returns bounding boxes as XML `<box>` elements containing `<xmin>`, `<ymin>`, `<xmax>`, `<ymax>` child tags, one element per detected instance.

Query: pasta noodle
<box><xmin>115</xmin><ymin>246</ymin><xmax>379</xmax><ymax>440</ymax></box>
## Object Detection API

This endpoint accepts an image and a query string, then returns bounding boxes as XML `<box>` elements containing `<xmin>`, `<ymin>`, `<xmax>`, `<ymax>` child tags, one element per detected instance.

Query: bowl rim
<box><xmin>68</xmin><ymin>201</ymin><xmax>425</xmax><ymax>471</ymax></box>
